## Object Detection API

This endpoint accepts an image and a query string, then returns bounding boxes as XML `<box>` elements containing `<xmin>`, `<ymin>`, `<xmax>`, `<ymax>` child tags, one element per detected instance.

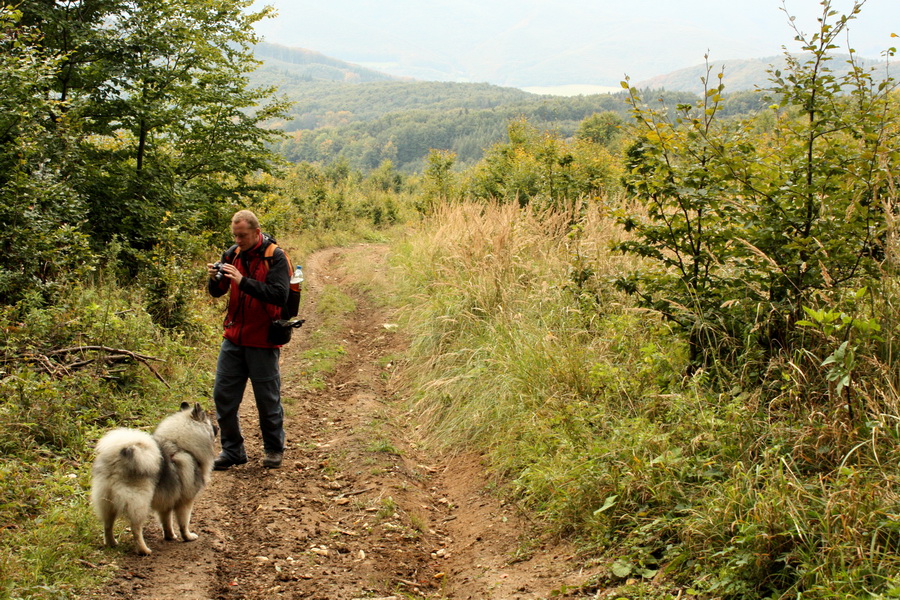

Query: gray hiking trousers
<box><xmin>213</xmin><ymin>339</ymin><xmax>285</xmax><ymax>460</ymax></box>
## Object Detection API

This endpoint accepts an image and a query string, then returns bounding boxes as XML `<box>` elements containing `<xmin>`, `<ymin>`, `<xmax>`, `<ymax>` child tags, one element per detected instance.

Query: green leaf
<box><xmin>611</xmin><ymin>560</ymin><xmax>633</xmax><ymax>578</ymax></box>
<box><xmin>594</xmin><ymin>495</ymin><xmax>618</xmax><ymax>515</ymax></box>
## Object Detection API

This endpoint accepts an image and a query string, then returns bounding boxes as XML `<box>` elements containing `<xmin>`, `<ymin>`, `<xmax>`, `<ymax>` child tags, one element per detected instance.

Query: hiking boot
<box><xmin>213</xmin><ymin>453</ymin><xmax>248</xmax><ymax>471</ymax></box>
<box><xmin>261</xmin><ymin>451</ymin><xmax>283</xmax><ymax>469</ymax></box>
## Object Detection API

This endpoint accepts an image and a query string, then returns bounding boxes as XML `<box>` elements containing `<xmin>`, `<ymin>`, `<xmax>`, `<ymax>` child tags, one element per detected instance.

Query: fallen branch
<box><xmin>10</xmin><ymin>346</ymin><xmax>169</xmax><ymax>388</ymax></box>
<box><xmin>44</xmin><ymin>345</ymin><xmax>163</xmax><ymax>362</ymax></box>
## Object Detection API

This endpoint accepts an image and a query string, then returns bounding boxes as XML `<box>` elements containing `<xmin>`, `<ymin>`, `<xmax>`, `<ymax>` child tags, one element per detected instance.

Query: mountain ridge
<box><xmin>247</xmin><ymin>44</ymin><xmax>892</xmax><ymax>173</ymax></box>
<box><xmin>636</xmin><ymin>53</ymin><xmax>899</xmax><ymax>94</ymax></box>
<box><xmin>253</xmin><ymin>42</ymin><xmax>897</xmax><ymax>96</ymax></box>
<box><xmin>252</xmin><ymin>42</ymin><xmax>408</xmax><ymax>85</ymax></box>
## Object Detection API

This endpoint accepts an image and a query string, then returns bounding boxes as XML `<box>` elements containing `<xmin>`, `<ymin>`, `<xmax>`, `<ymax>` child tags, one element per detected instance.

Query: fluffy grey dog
<box><xmin>91</xmin><ymin>402</ymin><xmax>218</xmax><ymax>555</ymax></box>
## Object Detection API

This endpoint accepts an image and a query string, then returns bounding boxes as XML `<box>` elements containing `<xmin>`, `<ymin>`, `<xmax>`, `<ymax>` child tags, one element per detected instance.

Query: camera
<box><xmin>213</xmin><ymin>261</ymin><xmax>226</xmax><ymax>281</ymax></box>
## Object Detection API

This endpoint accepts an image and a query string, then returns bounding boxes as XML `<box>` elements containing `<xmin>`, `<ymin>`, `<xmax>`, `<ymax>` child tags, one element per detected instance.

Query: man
<box><xmin>207</xmin><ymin>210</ymin><xmax>289</xmax><ymax>469</ymax></box>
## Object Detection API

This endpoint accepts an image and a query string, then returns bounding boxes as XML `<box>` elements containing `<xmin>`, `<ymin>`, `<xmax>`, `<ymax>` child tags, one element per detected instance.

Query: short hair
<box><xmin>232</xmin><ymin>210</ymin><xmax>259</xmax><ymax>230</ymax></box>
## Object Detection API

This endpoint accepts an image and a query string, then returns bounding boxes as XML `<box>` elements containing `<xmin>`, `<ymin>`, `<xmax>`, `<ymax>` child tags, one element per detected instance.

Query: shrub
<box><xmin>616</xmin><ymin>1</ymin><xmax>898</xmax><ymax>387</ymax></box>
<box><xmin>394</xmin><ymin>198</ymin><xmax>900</xmax><ymax>598</ymax></box>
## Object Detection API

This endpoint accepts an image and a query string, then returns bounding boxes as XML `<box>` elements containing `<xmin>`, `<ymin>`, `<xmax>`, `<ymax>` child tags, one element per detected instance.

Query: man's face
<box><xmin>232</xmin><ymin>220</ymin><xmax>260</xmax><ymax>252</ymax></box>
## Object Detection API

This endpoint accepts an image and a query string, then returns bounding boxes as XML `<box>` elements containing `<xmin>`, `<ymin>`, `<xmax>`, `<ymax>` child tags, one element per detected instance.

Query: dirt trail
<box><xmin>89</xmin><ymin>244</ymin><xmax>598</xmax><ymax>600</ymax></box>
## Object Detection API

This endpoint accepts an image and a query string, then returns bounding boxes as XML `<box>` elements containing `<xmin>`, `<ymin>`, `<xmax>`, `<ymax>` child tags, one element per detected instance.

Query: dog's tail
<box><xmin>95</xmin><ymin>428</ymin><xmax>162</xmax><ymax>478</ymax></box>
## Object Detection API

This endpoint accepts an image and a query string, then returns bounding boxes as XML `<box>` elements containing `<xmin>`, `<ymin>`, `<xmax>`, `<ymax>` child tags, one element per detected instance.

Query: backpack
<box><xmin>260</xmin><ymin>241</ymin><xmax>302</xmax><ymax>321</ymax></box>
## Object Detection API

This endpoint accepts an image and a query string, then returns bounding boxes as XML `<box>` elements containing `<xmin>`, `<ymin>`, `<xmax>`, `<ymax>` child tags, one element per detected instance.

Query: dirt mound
<box><xmin>88</xmin><ymin>244</ymin><xmax>596</xmax><ymax>600</ymax></box>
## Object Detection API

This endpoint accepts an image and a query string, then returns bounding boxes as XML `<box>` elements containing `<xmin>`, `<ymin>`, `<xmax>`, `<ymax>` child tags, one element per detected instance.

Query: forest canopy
<box><xmin>250</xmin><ymin>74</ymin><xmax>767</xmax><ymax>171</ymax></box>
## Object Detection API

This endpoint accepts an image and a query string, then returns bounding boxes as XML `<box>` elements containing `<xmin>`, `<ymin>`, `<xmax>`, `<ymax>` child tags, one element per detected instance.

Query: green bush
<box><xmin>467</xmin><ymin>117</ymin><xmax>621</xmax><ymax>208</ymax></box>
<box><xmin>616</xmin><ymin>2</ymin><xmax>898</xmax><ymax>387</ymax></box>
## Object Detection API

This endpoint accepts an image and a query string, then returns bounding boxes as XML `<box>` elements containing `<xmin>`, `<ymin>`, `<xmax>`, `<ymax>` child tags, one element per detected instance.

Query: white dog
<box><xmin>91</xmin><ymin>403</ymin><xmax>217</xmax><ymax>555</ymax></box>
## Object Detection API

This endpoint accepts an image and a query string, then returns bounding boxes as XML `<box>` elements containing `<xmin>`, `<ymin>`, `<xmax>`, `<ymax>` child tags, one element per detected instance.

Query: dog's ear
<box><xmin>190</xmin><ymin>403</ymin><xmax>206</xmax><ymax>421</ymax></box>
<box><xmin>180</xmin><ymin>401</ymin><xmax>191</xmax><ymax>411</ymax></box>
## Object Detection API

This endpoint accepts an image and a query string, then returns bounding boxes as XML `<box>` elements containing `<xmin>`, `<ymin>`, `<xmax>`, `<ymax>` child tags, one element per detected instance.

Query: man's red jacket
<box><xmin>208</xmin><ymin>234</ymin><xmax>290</xmax><ymax>348</ymax></box>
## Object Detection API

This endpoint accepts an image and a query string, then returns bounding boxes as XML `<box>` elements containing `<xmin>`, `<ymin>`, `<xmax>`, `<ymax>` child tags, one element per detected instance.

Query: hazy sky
<box><xmin>248</xmin><ymin>0</ymin><xmax>899</xmax><ymax>87</ymax></box>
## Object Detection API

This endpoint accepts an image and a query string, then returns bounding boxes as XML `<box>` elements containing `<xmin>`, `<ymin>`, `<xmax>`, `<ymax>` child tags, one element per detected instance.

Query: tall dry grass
<box><xmin>393</xmin><ymin>200</ymin><xmax>651</xmax><ymax>443</ymax></box>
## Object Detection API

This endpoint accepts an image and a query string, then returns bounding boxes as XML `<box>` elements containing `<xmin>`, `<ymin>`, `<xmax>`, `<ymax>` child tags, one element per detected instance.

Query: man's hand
<box><xmin>207</xmin><ymin>262</ymin><xmax>243</xmax><ymax>285</ymax></box>
<box><xmin>220</xmin><ymin>262</ymin><xmax>243</xmax><ymax>285</ymax></box>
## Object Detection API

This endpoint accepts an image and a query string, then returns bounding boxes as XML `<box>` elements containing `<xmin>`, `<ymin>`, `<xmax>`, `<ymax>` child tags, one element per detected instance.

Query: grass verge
<box><xmin>391</xmin><ymin>201</ymin><xmax>900</xmax><ymax>599</ymax></box>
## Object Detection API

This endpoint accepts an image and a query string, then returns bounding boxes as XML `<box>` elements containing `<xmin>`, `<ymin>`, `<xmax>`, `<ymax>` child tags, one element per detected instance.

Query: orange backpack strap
<box><xmin>261</xmin><ymin>242</ymin><xmax>293</xmax><ymax>275</ymax></box>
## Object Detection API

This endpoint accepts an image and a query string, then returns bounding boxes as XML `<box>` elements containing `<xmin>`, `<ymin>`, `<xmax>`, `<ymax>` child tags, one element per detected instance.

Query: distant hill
<box><xmin>244</xmin><ymin>45</ymin><xmax>768</xmax><ymax>173</ymax></box>
<box><xmin>259</xmin><ymin>79</ymin><xmax>653</xmax><ymax>171</ymax></box>
<box><xmin>251</xmin><ymin>42</ymin><xmax>406</xmax><ymax>85</ymax></box>
<box><xmin>636</xmin><ymin>54</ymin><xmax>898</xmax><ymax>94</ymax></box>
